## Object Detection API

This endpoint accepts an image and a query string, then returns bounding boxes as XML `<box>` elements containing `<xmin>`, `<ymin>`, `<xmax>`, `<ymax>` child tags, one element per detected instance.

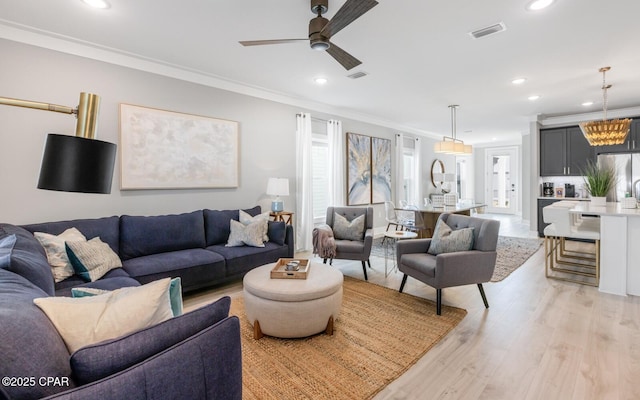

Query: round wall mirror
<box><xmin>430</xmin><ymin>159</ymin><xmax>445</xmax><ymax>187</ymax></box>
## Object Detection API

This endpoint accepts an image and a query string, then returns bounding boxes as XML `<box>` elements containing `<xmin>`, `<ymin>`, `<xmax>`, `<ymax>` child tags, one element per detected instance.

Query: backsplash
<box><xmin>538</xmin><ymin>176</ymin><xmax>587</xmax><ymax>198</ymax></box>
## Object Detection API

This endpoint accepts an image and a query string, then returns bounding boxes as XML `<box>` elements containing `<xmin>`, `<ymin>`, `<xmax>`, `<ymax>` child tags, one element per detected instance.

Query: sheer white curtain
<box><xmin>413</xmin><ymin>137</ymin><xmax>422</xmax><ymax>205</ymax></box>
<box><xmin>296</xmin><ymin>113</ymin><xmax>313</xmax><ymax>251</ymax></box>
<box><xmin>395</xmin><ymin>133</ymin><xmax>405</xmax><ymax>205</ymax></box>
<box><xmin>327</xmin><ymin>119</ymin><xmax>345</xmax><ymax>206</ymax></box>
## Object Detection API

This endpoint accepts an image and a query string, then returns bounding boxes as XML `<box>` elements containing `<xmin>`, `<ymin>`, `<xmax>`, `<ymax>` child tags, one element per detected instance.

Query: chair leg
<box><xmin>478</xmin><ymin>283</ymin><xmax>489</xmax><ymax>309</ymax></box>
<box><xmin>323</xmin><ymin>258</ymin><xmax>327</xmax><ymax>264</ymax></box>
<box><xmin>399</xmin><ymin>274</ymin><xmax>408</xmax><ymax>293</ymax></box>
<box><xmin>329</xmin><ymin>259</ymin><xmax>333</xmax><ymax>265</ymax></box>
<box><xmin>367</xmin><ymin>259</ymin><xmax>372</xmax><ymax>269</ymax></box>
<box><xmin>361</xmin><ymin>261</ymin><xmax>368</xmax><ymax>281</ymax></box>
<box><xmin>436</xmin><ymin>289</ymin><xmax>442</xmax><ymax>315</ymax></box>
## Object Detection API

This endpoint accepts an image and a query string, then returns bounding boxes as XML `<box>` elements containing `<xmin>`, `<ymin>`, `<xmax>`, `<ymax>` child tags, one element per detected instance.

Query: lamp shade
<box><xmin>38</xmin><ymin>134</ymin><xmax>117</xmax><ymax>194</ymax></box>
<box><xmin>266</xmin><ymin>178</ymin><xmax>290</xmax><ymax>196</ymax></box>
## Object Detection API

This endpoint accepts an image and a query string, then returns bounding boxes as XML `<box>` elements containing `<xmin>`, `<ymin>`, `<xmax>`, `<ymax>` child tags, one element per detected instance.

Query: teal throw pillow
<box><xmin>427</xmin><ymin>219</ymin><xmax>474</xmax><ymax>255</ymax></box>
<box><xmin>66</xmin><ymin>237</ymin><xmax>122</xmax><ymax>282</ymax></box>
<box><xmin>71</xmin><ymin>277</ymin><xmax>183</xmax><ymax>317</ymax></box>
<box><xmin>333</xmin><ymin>213</ymin><xmax>365</xmax><ymax>241</ymax></box>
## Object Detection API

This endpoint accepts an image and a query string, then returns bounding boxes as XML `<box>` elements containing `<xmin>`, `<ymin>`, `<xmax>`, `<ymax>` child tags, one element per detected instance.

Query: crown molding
<box><xmin>0</xmin><ymin>20</ymin><xmax>435</xmax><ymax>138</ymax></box>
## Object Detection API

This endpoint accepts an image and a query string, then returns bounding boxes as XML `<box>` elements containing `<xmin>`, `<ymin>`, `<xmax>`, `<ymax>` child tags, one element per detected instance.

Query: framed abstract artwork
<box><xmin>371</xmin><ymin>137</ymin><xmax>392</xmax><ymax>203</ymax></box>
<box><xmin>119</xmin><ymin>104</ymin><xmax>239</xmax><ymax>189</ymax></box>
<box><xmin>347</xmin><ymin>132</ymin><xmax>372</xmax><ymax>205</ymax></box>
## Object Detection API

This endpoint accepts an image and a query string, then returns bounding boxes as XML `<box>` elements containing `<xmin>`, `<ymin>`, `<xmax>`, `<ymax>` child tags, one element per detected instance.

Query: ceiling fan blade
<box><xmin>321</xmin><ymin>0</ymin><xmax>378</xmax><ymax>38</ymax></box>
<box><xmin>239</xmin><ymin>39</ymin><xmax>307</xmax><ymax>46</ymax></box>
<box><xmin>326</xmin><ymin>41</ymin><xmax>362</xmax><ymax>70</ymax></box>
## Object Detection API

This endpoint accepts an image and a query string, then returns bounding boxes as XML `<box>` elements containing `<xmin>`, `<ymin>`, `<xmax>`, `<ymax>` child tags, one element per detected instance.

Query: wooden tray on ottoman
<box><xmin>270</xmin><ymin>258</ymin><xmax>310</xmax><ymax>279</ymax></box>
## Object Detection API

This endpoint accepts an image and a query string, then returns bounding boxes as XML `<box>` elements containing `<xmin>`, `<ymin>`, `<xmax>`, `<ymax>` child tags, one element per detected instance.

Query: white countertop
<box><xmin>569</xmin><ymin>202</ymin><xmax>640</xmax><ymax>217</ymax></box>
<box><xmin>537</xmin><ymin>197</ymin><xmax>590</xmax><ymax>201</ymax></box>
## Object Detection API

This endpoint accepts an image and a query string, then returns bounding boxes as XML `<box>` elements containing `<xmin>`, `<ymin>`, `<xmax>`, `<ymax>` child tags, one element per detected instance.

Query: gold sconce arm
<box><xmin>0</xmin><ymin>92</ymin><xmax>100</xmax><ymax>139</ymax></box>
<box><xmin>0</xmin><ymin>92</ymin><xmax>115</xmax><ymax>194</ymax></box>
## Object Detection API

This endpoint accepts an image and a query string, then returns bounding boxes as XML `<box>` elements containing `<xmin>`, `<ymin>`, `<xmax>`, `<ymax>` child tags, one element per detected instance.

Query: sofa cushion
<box><xmin>0</xmin><ymin>268</ymin><xmax>75</xmax><ymax>399</ymax></box>
<box><xmin>120</xmin><ymin>211</ymin><xmax>206</xmax><ymax>260</ymax></box>
<box><xmin>54</xmin><ymin>268</ymin><xmax>140</xmax><ymax>296</ymax></box>
<box><xmin>34</xmin><ymin>228</ymin><xmax>87</xmax><ymax>282</ymax></box>
<box><xmin>267</xmin><ymin>221</ymin><xmax>286</xmax><ymax>245</ymax></box>
<box><xmin>70</xmin><ymin>296</ymin><xmax>231</xmax><ymax>385</ymax></box>
<box><xmin>208</xmin><ymin>242</ymin><xmax>289</xmax><ymax>278</ymax></box>
<box><xmin>203</xmin><ymin>206</ymin><xmax>262</xmax><ymax>246</ymax></box>
<box><xmin>122</xmin><ymin>248</ymin><xmax>226</xmax><ymax>291</ymax></box>
<box><xmin>66</xmin><ymin>237</ymin><xmax>123</xmax><ymax>282</ymax></box>
<box><xmin>34</xmin><ymin>278</ymin><xmax>174</xmax><ymax>353</ymax></box>
<box><xmin>0</xmin><ymin>224</ymin><xmax>55</xmax><ymax>296</ymax></box>
<box><xmin>22</xmin><ymin>216</ymin><xmax>120</xmax><ymax>256</ymax></box>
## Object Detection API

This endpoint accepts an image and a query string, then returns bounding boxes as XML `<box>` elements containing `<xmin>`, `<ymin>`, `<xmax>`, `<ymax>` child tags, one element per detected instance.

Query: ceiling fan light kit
<box><xmin>239</xmin><ymin>0</ymin><xmax>378</xmax><ymax>70</ymax></box>
<box><xmin>579</xmin><ymin>66</ymin><xmax>632</xmax><ymax>146</ymax></box>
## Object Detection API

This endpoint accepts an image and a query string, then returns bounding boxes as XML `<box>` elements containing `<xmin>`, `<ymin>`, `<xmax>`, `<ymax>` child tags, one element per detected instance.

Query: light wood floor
<box><xmin>183</xmin><ymin>214</ymin><xmax>640</xmax><ymax>400</ymax></box>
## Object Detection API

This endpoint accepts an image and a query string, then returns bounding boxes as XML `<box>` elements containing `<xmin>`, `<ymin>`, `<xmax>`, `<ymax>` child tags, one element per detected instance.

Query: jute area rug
<box><xmin>371</xmin><ymin>236</ymin><xmax>542</xmax><ymax>282</ymax></box>
<box><xmin>231</xmin><ymin>277</ymin><xmax>466</xmax><ymax>400</ymax></box>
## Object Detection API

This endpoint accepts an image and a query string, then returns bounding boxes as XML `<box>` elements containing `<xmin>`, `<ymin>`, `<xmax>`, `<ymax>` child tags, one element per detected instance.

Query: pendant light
<box><xmin>434</xmin><ymin>105</ymin><xmax>472</xmax><ymax>155</ymax></box>
<box><xmin>579</xmin><ymin>66</ymin><xmax>631</xmax><ymax>146</ymax></box>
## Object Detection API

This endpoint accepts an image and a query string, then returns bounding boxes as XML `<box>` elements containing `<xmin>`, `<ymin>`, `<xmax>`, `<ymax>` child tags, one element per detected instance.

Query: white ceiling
<box><xmin>1</xmin><ymin>0</ymin><xmax>640</xmax><ymax>144</ymax></box>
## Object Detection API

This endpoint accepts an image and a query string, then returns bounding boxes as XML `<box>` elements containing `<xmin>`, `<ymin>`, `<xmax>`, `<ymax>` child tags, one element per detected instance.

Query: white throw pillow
<box><xmin>427</xmin><ymin>219</ymin><xmax>475</xmax><ymax>255</ymax></box>
<box><xmin>226</xmin><ymin>219</ymin><xmax>265</xmax><ymax>248</ymax></box>
<box><xmin>239</xmin><ymin>210</ymin><xmax>269</xmax><ymax>242</ymax></box>
<box><xmin>33</xmin><ymin>278</ymin><xmax>174</xmax><ymax>353</ymax></box>
<box><xmin>34</xmin><ymin>228</ymin><xmax>87</xmax><ymax>282</ymax></box>
<box><xmin>66</xmin><ymin>237</ymin><xmax>122</xmax><ymax>282</ymax></box>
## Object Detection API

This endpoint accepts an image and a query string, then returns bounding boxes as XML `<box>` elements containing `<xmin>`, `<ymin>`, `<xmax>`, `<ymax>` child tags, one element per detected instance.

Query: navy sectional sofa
<box><xmin>0</xmin><ymin>206</ymin><xmax>293</xmax><ymax>399</ymax></box>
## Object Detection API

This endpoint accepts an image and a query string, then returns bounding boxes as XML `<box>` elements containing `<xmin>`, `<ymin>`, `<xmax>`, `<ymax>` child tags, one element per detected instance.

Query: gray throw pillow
<box><xmin>332</xmin><ymin>213</ymin><xmax>365</xmax><ymax>241</ymax></box>
<box><xmin>427</xmin><ymin>219</ymin><xmax>474</xmax><ymax>255</ymax></box>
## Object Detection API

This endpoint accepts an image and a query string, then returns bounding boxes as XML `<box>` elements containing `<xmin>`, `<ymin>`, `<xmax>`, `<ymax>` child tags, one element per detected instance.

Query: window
<box><xmin>311</xmin><ymin>122</ymin><xmax>329</xmax><ymax>222</ymax></box>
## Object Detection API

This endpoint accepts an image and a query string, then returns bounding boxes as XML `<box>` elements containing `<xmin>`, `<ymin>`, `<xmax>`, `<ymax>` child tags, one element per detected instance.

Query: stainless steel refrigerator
<box><xmin>597</xmin><ymin>153</ymin><xmax>640</xmax><ymax>202</ymax></box>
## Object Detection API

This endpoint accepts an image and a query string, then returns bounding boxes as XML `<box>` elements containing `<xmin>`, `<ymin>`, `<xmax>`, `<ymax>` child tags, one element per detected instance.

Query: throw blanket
<box><xmin>313</xmin><ymin>224</ymin><xmax>336</xmax><ymax>259</ymax></box>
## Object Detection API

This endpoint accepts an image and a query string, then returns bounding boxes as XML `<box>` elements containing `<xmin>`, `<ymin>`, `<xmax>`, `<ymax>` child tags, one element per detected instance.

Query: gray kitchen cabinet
<box><xmin>540</xmin><ymin>126</ymin><xmax>595</xmax><ymax>176</ymax></box>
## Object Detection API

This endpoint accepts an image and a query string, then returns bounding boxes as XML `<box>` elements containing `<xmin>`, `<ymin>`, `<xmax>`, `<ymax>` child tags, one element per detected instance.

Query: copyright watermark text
<box><xmin>2</xmin><ymin>376</ymin><xmax>70</xmax><ymax>387</ymax></box>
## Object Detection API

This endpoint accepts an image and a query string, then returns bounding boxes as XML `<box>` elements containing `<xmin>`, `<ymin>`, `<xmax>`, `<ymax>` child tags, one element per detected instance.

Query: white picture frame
<box><xmin>119</xmin><ymin>104</ymin><xmax>239</xmax><ymax>190</ymax></box>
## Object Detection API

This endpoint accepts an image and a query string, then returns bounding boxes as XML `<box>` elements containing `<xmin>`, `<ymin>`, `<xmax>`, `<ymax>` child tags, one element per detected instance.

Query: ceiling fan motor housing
<box><xmin>309</xmin><ymin>16</ymin><xmax>330</xmax><ymax>50</ymax></box>
<box><xmin>311</xmin><ymin>0</ymin><xmax>328</xmax><ymax>14</ymax></box>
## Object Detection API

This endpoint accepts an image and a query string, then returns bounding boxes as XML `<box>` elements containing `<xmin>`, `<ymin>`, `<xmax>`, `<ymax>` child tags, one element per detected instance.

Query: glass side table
<box><xmin>383</xmin><ymin>230</ymin><xmax>418</xmax><ymax>277</ymax></box>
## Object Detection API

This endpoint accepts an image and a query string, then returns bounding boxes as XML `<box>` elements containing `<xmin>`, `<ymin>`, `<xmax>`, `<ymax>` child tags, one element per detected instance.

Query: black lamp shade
<box><xmin>38</xmin><ymin>134</ymin><xmax>117</xmax><ymax>194</ymax></box>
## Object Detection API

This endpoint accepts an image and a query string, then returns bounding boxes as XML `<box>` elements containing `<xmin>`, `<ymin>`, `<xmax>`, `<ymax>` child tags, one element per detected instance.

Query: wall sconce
<box><xmin>266</xmin><ymin>178</ymin><xmax>290</xmax><ymax>212</ymax></box>
<box><xmin>0</xmin><ymin>92</ymin><xmax>117</xmax><ymax>194</ymax></box>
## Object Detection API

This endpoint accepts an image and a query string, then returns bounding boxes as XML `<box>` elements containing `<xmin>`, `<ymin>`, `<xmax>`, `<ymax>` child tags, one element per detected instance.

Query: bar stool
<box><xmin>543</xmin><ymin>203</ymin><xmax>600</xmax><ymax>286</ymax></box>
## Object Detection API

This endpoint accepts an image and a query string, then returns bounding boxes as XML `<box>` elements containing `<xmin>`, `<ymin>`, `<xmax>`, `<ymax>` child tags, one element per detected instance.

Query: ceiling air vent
<box><xmin>347</xmin><ymin>71</ymin><xmax>368</xmax><ymax>79</ymax></box>
<box><xmin>469</xmin><ymin>22</ymin><xmax>507</xmax><ymax>39</ymax></box>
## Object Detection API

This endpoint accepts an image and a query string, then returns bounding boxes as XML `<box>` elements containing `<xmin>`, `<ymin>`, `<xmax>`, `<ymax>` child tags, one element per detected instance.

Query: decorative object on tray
<box><xmin>270</xmin><ymin>258</ymin><xmax>310</xmax><ymax>279</ymax></box>
<box><xmin>119</xmin><ymin>104</ymin><xmax>239</xmax><ymax>189</ymax></box>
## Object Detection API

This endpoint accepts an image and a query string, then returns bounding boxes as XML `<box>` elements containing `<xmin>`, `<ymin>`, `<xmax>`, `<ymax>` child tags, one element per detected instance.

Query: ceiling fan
<box><xmin>239</xmin><ymin>0</ymin><xmax>378</xmax><ymax>70</ymax></box>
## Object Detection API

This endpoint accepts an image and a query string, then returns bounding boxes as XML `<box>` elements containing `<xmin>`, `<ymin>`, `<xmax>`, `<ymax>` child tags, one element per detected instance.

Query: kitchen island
<box><xmin>569</xmin><ymin>202</ymin><xmax>640</xmax><ymax>296</ymax></box>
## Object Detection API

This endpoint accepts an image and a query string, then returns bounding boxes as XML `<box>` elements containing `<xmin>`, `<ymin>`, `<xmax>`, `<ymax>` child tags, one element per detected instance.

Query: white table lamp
<box><xmin>266</xmin><ymin>178</ymin><xmax>289</xmax><ymax>212</ymax></box>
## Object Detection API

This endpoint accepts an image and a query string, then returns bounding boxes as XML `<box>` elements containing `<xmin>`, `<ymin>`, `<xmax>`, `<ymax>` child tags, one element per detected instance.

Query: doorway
<box><xmin>486</xmin><ymin>147</ymin><xmax>518</xmax><ymax>214</ymax></box>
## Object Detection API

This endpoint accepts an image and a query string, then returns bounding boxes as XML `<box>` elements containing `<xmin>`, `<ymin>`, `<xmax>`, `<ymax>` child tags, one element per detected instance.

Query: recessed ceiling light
<box><xmin>314</xmin><ymin>77</ymin><xmax>328</xmax><ymax>85</ymax></box>
<box><xmin>526</xmin><ymin>0</ymin><xmax>555</xmax><ymax>11</ymax></box>
<box><xmin>512</xmin><ymin>78</ymin><xmax>527</xmax><ymax>85</ymax></box>
<box><xmin>492</xmin><ymin>137</ymin><xmax>497</xmax><ymax>141</ymax></box>
<box><xmin>528</xmin><ymin>95</ymin><xmax>541</xmax><ymax>101</ymax></box>
<box><xmin>81</xmin><ymin>0</ymin><xmax>110</xmax><ymax>9</ymax></box>
<box><xmin>582</xmin><ymin>101</ymin><xmax>594</xmax><ymax>106</ymax></box>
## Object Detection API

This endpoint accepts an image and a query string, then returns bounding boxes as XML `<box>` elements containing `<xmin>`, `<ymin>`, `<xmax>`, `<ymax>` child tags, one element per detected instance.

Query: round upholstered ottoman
<box><xmin>243</xmin><ymin>262</ymin><xmax>343</xmax><ymax>339</ymax></box>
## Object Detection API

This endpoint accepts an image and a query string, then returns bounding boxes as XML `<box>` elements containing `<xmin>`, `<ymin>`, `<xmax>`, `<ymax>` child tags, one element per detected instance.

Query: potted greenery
<box><xmin>581</xmin><ymin>160</ymin><xmax>617</xmax><ymax>206</ymax></box>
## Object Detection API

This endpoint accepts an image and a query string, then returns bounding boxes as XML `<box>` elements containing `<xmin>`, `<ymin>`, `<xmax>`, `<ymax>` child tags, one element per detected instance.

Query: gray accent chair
<box><xmin>323</xmin><ymin>206</ymin><xmax>374</xmax><ymax>281</ymax></box>
<box><xmin>397</xmin><ymin>213</ymin><xmax>500</xmax><ymax>315</ymax></box>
